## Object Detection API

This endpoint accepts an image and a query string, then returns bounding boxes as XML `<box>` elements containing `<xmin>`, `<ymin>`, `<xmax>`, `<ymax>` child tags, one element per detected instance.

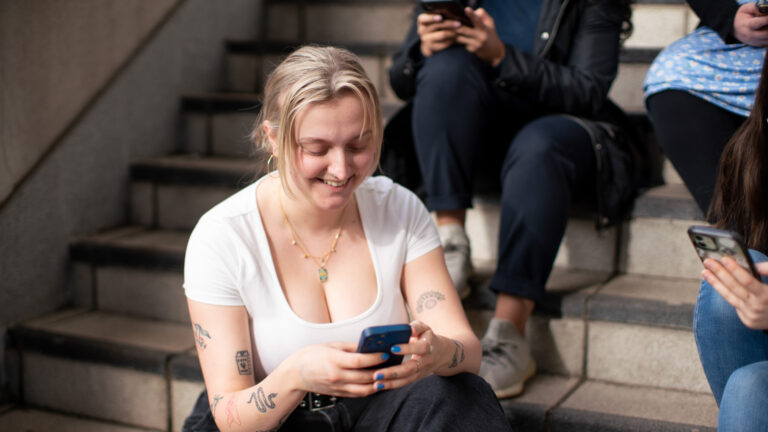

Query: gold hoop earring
<box><xmin>266</xmin><ymin>154</ymin><xmax>276</xmax><ymax>174</ymax></box>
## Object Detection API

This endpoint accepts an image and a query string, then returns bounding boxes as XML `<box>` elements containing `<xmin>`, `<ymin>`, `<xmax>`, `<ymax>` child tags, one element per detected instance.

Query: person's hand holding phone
<box><xmin>370</xmin><ymin>320</ymin><xmax>464</xmax><ymax>391</ymax></box>
<box><xmin>703</xmin><ymin>256</ymin><xmax>768</xmax><ymax>330</ymax></box>
<box><xmin>417</xmin><ymin>12</ymin><xmax>461</xmax><ymax>57</ymax></box>
<box><xmin>733</xmin><ymin>2</ymin><xmax>768</xmax><ymax>47</ymax></box>
<box><xmin>284</xmin><ymin>342</ymin><xmax>394</xmax><ymax>398</ymax></box>
<box><xmin>455</xmin><ymin>8</ymin><xmax>506</xmax><ymax>67</ymax></box>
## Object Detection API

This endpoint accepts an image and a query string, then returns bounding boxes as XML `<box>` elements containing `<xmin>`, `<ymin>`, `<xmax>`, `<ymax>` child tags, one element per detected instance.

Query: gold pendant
<box><xmin>318</xmin><ymin>267</ymin><xmax>328</xmax><ymax>282</ymax></box>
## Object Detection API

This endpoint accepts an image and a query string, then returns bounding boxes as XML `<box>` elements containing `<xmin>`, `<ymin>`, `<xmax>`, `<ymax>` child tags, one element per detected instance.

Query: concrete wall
<box><xmin>0</xmin><ymin>0</ymin><xmax>262</xmax><ymax>402</ymax></box>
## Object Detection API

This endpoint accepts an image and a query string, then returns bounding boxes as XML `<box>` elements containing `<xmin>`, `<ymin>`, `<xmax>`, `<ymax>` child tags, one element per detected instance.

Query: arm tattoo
<box><xmin>448</xmin><ymin>339</ymin><xmax>465</xmax><ymax>368</ymax></box>
<box><xmin>193</xmin><ymin>323</ymin><xmax>211</xmax><ymax>350</ymax></box>
<box><xmin>225</xmin><ymin>394</ymin><xmax>242</xmax><ymax>428</ymax></box>
<box><xmin>236</xmin><ymin>350</ymin><xmax>253</xmax><ymax>375</ymax></box>
<box><xmin>415</xmin><ymin>291</ymin><xmax>446</xmax><ymax>313</ymax></box>
<box><xmin>247</xmin><ymin>387</ymin><xmax>277</xmax><ymax>413</ymax></box>
<box><xmin>211</xmin><ymin>394</ymin><xmax>223</xmax><ymax>419</ymax></box>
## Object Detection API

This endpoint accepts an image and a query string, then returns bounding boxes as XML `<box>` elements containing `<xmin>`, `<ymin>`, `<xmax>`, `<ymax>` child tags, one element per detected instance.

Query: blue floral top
<box><xmin>643</xmin><ymin>0</ymin><xmax>765</xmax><ymax>117</ymax></box>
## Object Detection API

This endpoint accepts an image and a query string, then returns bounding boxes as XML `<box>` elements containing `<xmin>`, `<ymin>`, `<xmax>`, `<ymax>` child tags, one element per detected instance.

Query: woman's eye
<box><xmin>301</xmin><ymin>146</ymin><xmax>327</xmax><ymax>156</ymax></box>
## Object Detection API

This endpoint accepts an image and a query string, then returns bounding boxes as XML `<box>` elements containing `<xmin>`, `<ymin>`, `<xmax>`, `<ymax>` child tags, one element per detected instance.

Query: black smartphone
<box><xmin>419</xmin><ymin>0</ymin><xmax>474</xmax><ymax>28</ymax></box>
<box><xmin>356</xmin><ymin>324</ymin><xmax>412</xmax><ymax>368</ymax></box>
<box><xmin>687</xmin><ymin>225</ymin><xmax>759</xmax><ymax>278</ymax></box>
<box><xmin>758</xmin><ymin>0</ymin><xmax>768</xmax><ymax>14</ymax></box>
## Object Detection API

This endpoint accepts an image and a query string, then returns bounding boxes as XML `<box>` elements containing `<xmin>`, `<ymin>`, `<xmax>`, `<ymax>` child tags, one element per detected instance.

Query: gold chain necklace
<box><xmin>278</xmin><ymin>188</ymin><xmax>348</xmax><ymax>283</ymax></box>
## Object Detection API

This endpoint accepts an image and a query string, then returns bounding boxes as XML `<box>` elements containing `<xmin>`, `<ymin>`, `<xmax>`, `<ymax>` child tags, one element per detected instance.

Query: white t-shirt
<box><xmin>184</xmin><ymin>175</ymin><xmax>441</xmax><ymax>377</ymax></box>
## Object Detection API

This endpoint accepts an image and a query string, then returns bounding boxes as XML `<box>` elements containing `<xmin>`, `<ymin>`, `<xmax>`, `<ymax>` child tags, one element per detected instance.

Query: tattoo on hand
<box><xmin>225</xmin><ymin>394</ymin><xmax>242</xmax><ymax>428</ymax></box>
<box><xmin>193</xmin><ymin>323</ymin><xmax>211</xmax><ymax>350</ymax></box>
<box><xmin>247</xmin><ymin>387</ymin><xmax>277</xmax><ymax>413</ymax></box>
<box><xmin>236</xmin><ymin>350</ymin><xmax>253</xmax><ymax>375</ymax></box>
<box><xmin>449</xmin><ymin>339</ymin><xmax>465</xmax><ymax>368</ymax></box>
<box><xmin>415</xmin><ymin>291</ymin><xmax>446</xmax><ymax>313</ymax></box>
<box><xmin>211</xmin><ymin>394</ymin><xmax>223</xmax><ymax>419</ymax></box>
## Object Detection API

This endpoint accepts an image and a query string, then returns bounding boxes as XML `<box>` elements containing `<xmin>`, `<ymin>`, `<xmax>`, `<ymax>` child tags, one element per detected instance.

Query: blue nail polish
<box><xmin>381</xmin><ymin>353</ymin><xmax>390</xmax><ymax>361</ymax></box>
<box><xmin>376</xmin><ymin>382</ymin><xmax>385</xmax><ymax>391</ymax></box>
<box><xmin>391</xmin><ymin>346</ymin><xmax>401</xmax><ymax>353</ymax></box>
<box><xmin>376</xmin><ymin>373</ymin><xmax>384</xmax><ymax>380</ymax></box>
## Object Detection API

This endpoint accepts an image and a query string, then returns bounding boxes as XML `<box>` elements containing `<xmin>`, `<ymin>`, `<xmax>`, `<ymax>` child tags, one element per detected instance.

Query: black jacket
<box><xmin>390</xmin><ymin>0</ymin><xmax>626</xmax><ymax>121</ymax></box>
<box><xmin>385</xmin><ymin>0</ymin><xmax>641</xmax><ymax>228</ymax></box>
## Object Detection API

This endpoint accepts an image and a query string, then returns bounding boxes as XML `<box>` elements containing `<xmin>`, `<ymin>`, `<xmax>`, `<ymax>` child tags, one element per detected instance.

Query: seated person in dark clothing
<box><xmin>387</xmin><ymin>0</ymin><xmax>636</xmax><ymax>398</ymax></box>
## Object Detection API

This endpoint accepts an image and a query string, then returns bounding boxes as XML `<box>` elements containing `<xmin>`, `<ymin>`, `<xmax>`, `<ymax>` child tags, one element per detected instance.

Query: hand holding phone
<box><xmin>687</xmin><ymin>225</ymin><xmax>759</xmax><ymax>277</ymax></box>
<box><xmin>356</xmin><ymin>324</ymin><xmax>412</xmax><ymax>368</ymax></box>
<box><xmin>758</xmin><ymin>0</ymin><xmax>768</xmax><ymax>14</ymax></box>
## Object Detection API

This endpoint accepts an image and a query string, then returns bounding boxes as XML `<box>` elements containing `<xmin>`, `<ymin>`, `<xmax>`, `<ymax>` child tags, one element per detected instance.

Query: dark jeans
<box><xmin>182</xmin><ymin>373</ymin><xmax>512</xmax><ymax>432</ymax></box>
<box><xmin>646</xmin><ymin>89</ymin><xmax>746</xmax><ymax>213</ymax></box>
<box><xmin>412</xmin><ymin>46</ymin><xmax>596</xmax><ymax>302</ymax></box>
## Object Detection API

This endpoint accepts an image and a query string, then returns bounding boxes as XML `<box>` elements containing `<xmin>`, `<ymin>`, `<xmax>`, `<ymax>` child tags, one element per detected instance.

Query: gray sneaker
<box><xmin>478</xmin><ymin>317</ymin><xmax>536</xmax><ymax>399</ymax></box>
<box><xmin>437</xmin><ymin>224</ymin><xmax>472</xmax><ymax>299</ymax></box>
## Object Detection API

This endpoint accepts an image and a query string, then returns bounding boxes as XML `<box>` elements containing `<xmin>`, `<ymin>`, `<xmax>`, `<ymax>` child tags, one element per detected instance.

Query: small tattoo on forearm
<box><xmin>449</xmin><ymin>339</ymin><xmax>465</xmax><ymax>368</ymax></box>
<box><xmin>193</xmin><ymin>323</ymin><xmax>211</xmax><ymax>350</ymax></box>
<box><xmin>247</xmin><ymin>387</ymin><xmax>277</xmax><ymax>413</ymax></box>
<box><xmin>416</xmin><ymin>291</ymin><xmax>446</xmax><ymax>313</ymax></box>
<box><xmin>226</xmin><ymin>395</ymin><xmax>242</xmax><ymax>428</ymax></box>
<box><xmin>211</xmin><ymin>394</ymin><xmax>223</xmax><ymax>419</ymax></box>
<box><xmin>236</xmin><ymin>350</ymin><xmax>253</xmax><ymax>375</ymax></box>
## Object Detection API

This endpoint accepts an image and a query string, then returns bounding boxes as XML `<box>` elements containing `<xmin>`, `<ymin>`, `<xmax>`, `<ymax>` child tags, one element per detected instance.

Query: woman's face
<box><xmin>284</xmin><ymin>94</ymin><xmax>375</xmax><ymax>211</ymax></box>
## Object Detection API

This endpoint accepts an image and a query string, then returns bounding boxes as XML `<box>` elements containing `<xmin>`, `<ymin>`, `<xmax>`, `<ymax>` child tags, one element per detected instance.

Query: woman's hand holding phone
<box><xmin>703</xmin><ymin>257</ymin><xmax>768</xmax><ymax>330</ymax></box>
<box><xmin>733</xmin><ymin>2</ymin><xmax>768</xmax><ymax>47</ymax></box>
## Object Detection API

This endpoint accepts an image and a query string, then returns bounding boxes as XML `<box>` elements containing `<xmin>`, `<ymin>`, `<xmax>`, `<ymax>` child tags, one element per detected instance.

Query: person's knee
<box><xmin>504</xmin><ymin>118</ymin><xmax>570</xmax><ymax>172</ymax></box>
<box><xmin>418</xmin><ymin>46</ymin><xmax>487</xmax><ymax>94</ymax></box>
<box><xmin>720</xmin><ymin>362</ymin><xmax>768</xmax><ymax>418</ymax></box>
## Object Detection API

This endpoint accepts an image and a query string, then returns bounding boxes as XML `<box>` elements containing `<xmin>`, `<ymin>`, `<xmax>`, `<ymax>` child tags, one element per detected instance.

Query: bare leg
<box><xmin>436</xmin><ymin>209</ymin><xmax>466</xmax><ymax>227</ymax></box>
<box><xmin>495</xmin><ymin>293</ymin><xmax>534</xmax><ymax>335</ymax></box>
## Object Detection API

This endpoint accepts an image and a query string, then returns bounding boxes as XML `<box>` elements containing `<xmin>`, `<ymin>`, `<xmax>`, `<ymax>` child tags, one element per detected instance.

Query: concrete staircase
<box><xmin>1</xmin><ymin>1</ymin><xmax>720</xmax><ymax>431</ymax></box>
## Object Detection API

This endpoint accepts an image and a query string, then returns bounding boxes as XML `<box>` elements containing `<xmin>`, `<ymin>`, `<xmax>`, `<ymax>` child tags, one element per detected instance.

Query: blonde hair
<box><xmin>251</xmin><ymin>45</ymin><xmax>383</xmax><ymax>196</ymax></box>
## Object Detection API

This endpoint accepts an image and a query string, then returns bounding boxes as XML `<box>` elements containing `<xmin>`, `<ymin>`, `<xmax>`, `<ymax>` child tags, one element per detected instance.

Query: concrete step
<box><xmin>8</xmin><ymin>309</ymin><xmax>195</xmax><ymax>431</ymax></box>
<box><xmin>499</xmin><ymin>375</ymin><xmax>716</xmax><ymax>432</ymax></box>
<box><xmin>69</xmin><ymin>227</ymin><xmax>189</xmax><ymax>321</ymax></box>
<box><xmin>181</xmin><ymin>92</ymin><xmax>261</xmax><ymax>157</ymax></box>
<box><xmin>0</xmin><ymin>406</ymin><xmax>161</xmax><ymax>432</ymax></box>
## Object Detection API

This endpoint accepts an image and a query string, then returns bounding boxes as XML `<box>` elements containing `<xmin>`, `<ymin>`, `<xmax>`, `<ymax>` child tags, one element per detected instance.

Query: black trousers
<box><xmin>646</xmin><ymin>89</ymin><xmax>747</xmax><ymax>213</ymax></box>
<box><xmin>411</xmin><ymin>46</ymin><xmax>596</xmax><ymax>302</ymax></box>
<box><xmin>182</xmin><ymin>373</ymin><xmax>511</xmax><ymax>432</ymax></box>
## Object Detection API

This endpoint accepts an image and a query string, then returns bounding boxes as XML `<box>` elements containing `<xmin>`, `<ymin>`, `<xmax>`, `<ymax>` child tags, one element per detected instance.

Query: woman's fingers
<box><xmin>704</xmin><ymin>258</ymin><xmax>752</xmax><ymax>300</ymax></box>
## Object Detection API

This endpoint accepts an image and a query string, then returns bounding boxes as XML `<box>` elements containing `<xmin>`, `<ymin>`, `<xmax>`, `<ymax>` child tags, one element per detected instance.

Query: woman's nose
<box><xmin>327</xmin><ymin>148</ymin><xmax>350</xmax><ymax>179</ymax></box>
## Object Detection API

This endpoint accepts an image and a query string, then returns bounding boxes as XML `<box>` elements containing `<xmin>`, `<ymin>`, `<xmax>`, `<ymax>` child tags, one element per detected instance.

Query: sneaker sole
<box><xmin>493</xmin><ymin>359</ymin><xmax>536</xmax><ymax>399</ymax></box>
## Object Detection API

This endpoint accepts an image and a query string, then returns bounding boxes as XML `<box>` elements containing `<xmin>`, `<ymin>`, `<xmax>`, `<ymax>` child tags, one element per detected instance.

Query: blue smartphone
<box><xmin>356</xmin><ymin>324</ymin><xmax>412</xmax><ymax>368</ymax></box>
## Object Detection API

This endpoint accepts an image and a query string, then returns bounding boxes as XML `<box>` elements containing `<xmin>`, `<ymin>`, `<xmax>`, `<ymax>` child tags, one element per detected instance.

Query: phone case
<box><xmin>687</xmin><ymin>225</ymin><xmax>759</xmax><ymax>277</ymax></box>
<box><xmin>758</xmin><ymin>0</ymin><xmax>768</xmax><ymax>14</ymax></box>
<box><xmin>419</xmin><ymin>0</ymin><xmax>474</xmax><ymax>27</ymax></box>
<box><xmin>356</xmin><ymin>324</ymin><xmax>412</xmax><ymax>368</ymax></box>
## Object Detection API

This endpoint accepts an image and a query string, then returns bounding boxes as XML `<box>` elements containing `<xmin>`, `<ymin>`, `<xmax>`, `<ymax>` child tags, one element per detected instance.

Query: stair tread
<box><xmin>71</xmin><ymin>226</ymin><xmax>188</xmax><ymax>269</ymax></box>
<box><xmin>21</xmin><ymin>309</ymin><xmax>191</xmax><ymax>353</ymax></box>
<box><xmin>0</xmin><ymin>407</ymin><xmax>157</xmax><ymax>432</ymax></box>
<box><xmin>553</xmin><ymin>380</ymin><xmax>716</xmax><ymax>431</ymax></box>
<box><xmin>633</xmin><ymin>183</ymin><xmax>704</xmax><ymax>220</ymax></box>
<box><xmin>132</xmin><ymin>154</ymin><xmax>260</xmax><ymax>186</ymax></box>
<box><xmin>590</xmin><ymin>274</ymin><xmax>700</xmax><ymax>329</ymax></box>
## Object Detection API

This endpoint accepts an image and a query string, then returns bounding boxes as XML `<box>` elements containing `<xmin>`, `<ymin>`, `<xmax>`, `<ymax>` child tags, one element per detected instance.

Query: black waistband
<box><xmin>298</xmin><ymin>393</ymin><xmax>340</xmax><ymax>412</ymax></box>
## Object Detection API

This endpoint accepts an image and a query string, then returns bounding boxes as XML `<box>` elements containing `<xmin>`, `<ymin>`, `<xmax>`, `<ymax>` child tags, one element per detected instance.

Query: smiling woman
<box><xmin>180</xmin><ymin>46</ymin><xmax>512</xmax><ymax>432</ymax></box>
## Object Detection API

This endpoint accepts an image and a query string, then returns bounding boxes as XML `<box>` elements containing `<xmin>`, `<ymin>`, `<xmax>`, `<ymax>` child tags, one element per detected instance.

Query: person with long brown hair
<box><xmin>694</xmin><ymin>52</ymin><xmax>768</xmax><ymax>432</ymax></box>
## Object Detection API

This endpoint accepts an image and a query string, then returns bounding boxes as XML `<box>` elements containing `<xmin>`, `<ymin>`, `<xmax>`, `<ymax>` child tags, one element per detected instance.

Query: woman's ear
<box><xmin>263</xmin><ymin>120</ymin><xmax>278</xmax><ymax>155</ymax></box>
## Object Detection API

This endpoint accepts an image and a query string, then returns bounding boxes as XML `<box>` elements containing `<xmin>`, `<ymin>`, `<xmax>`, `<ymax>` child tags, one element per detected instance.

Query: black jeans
<box><xmin>412</xmin><ymin>46</ymin><xmax>596</xmax><ymax>302</ymax></box>
<box><xmin>646</xmin><ymin>89</ymin><xmax>746</xmax><ymax>213</ymax></box>
<box><xmin>182</xmin><ymin>373</ymin><xmax>512</xmax><ymax>432</ymax></box>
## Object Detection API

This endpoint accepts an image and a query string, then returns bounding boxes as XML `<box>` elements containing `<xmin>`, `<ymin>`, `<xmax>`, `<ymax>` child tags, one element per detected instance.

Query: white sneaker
<box><xmin>438</xmin><ymin>224</ymin><xmax>472</xmax><ymax>299</ymax></box>
<box><xmin>478</xmin><ymin>317</ymin><xmax>536</xmax><ymax>399</ymax></box>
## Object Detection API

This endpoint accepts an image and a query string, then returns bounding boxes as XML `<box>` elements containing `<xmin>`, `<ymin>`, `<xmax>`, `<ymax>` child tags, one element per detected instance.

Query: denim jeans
<box><xmin>693</xmin><ymin>250</ymin><xmax>768</xmax><ymax>431</ymax></box>
<box><xmin>182</xmin><ymin>373</ymin><xmax>512</xmax><ymax>432</ymax></box>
